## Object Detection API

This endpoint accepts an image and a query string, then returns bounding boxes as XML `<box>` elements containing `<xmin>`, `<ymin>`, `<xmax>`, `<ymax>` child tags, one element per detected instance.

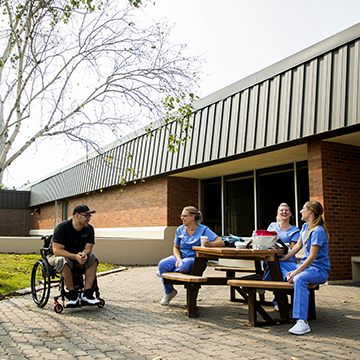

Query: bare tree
<box><xmin>0</xmin><ymin>0</ymin><xmax>200</xmax><ymax>181</ymax></box>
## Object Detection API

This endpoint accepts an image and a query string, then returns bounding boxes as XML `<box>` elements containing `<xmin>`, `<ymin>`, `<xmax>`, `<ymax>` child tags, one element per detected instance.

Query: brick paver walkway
<box><xmin>0</xmin><ymin>265</ymin><xmax>359</xmax><ymax>359</ymax></box>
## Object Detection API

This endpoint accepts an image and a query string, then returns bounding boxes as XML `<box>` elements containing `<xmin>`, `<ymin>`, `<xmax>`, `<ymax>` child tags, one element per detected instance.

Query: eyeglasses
<box><xmin>80</xmin><ymin>214</ymin><xmax>92</xmax><ymax>219</ymax></box>
<box><xmin>180</xmin><ymin>214</ymin><xmax>192</xmax><ymax>219</ymax></box>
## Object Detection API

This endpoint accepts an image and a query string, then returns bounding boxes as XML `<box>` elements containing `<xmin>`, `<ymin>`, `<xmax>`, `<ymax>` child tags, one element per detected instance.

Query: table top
<box><xmin>193</xmin><ymin>246</ymin><xmax>286</xmax><ymax>261</ymax></box>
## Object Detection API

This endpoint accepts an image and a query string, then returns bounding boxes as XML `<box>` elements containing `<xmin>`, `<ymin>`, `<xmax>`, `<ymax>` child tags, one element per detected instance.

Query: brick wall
<box><xmin>78</xmin><ymin>177</ymin><xmax>169</xmax><ymax>228</ymax></box>
<box><xmin>31</xmin><ymin>202</ymin><xmax>57</xmax><ymax>230</ymax></box>
<box><xmin>0</xmin><ymin>208</ymin><xmax>32</xmax><ymax>236</ymax></box>
<box><xmin>308</xmin><ymin>141</ymin><xmax>360</xmax><ymax>281</ymax></box>
<box><xmin>31</xmin><ymin>176</ymin><xmax>199</xmax><ymax>230</ymax></box>
<box><xmin>167</xmin><ymin>177</ymin><xmax>199</xmax><ymax>226</ymax></box>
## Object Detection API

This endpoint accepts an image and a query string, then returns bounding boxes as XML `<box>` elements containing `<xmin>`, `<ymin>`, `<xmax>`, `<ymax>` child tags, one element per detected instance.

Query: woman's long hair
<box><xmin>304</xmin><ymin>201</ymin><xmax>329</xmax><ymax>244</ymax></box>
<box><xmin>183</xmin><ymin>206</ymin><xmax>203</xmax><ymax>223</ymax></box>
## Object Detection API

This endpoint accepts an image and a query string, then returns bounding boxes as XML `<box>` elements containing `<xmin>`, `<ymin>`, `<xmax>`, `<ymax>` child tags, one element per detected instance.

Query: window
<box><xmin>225</xmin><ymin>172</ymin><xmax>254</xmax><ymax>236</ymax></box>
<box><xmin>257</xmin><ymin>165</ymin><xmax>296</xmax><ymax>229</ymax></box>
<box><xmin>201</xmin><ymin>161</ymin><xmax>309</xmax><ymax>237</ymax></box>
<box><xmin>296</xmin><ymin>160</ymin><xmax>310</xmax><ymax>223</ymax></box>
<box><xmin>62</xmin><ymin>201</ymin><xmax>69</xmax><ymax>220</ymax></box>
<box><xmin>201</xmin><ymin>178</ymin><xmax>222</xmax><ymax>234</ymax></box>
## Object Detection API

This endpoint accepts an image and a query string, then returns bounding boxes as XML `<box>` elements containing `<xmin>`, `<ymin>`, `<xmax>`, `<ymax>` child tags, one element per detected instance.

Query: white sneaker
<box><xmin>160</xmin><ymin>289</ymin><xmax>177</xmax><ymax>306</ymax></box>
<box><xmin>289</xmin><ymin>319</ymin><xmax>311</xmax><ymax>335</ymax></box>
<box><xmin>274</xmin><ymin>304</ymin><xmax>279</xmax><ymax>311</ymax></box>
<box><xmin>81</xmin><ymin>291</ymin><xmax>100</xmax><ymax>306</ymax></box>
<box><xmin>66</xmin><ymin>291</ymin><xmax>80</xmax><ymax>308</ymax></box>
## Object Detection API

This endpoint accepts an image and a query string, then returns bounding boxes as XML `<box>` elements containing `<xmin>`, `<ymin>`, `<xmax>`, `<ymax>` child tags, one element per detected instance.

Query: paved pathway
<box><xmin>0</xmin><ymin>265</ymin><xmax>359</xmax><ymax>360</ymax></box>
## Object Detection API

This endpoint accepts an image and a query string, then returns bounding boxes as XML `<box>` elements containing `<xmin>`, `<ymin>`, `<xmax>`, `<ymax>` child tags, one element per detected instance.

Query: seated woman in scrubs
<box><xmin>262</xmin><ymin>203</ymin><xmax>300</xmax><ymax>309</ymax></box>
<box><xmin>158</xmin><ymin>206</ymin><xmax>224</xmax><ymax>306</ymax></box>
<box><xmin>280</xmin><ymin>200</ymin><xmax>330</xmax><ymax>335</ymax></box>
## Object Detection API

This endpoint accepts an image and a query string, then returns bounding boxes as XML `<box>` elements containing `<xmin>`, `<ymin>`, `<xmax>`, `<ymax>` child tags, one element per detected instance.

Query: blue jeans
<box><xmin>158</xmin><ymin>255</ymin><xmax>195</xmax><ymax>294</ymax></box>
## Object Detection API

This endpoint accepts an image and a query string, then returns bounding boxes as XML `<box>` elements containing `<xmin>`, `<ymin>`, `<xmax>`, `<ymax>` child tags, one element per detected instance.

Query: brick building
<box><xmin>23</xmin><ymin>23</ymin><xmax>360</xmax><ymax>282</ymax></box>
<box><xmin>0</xmin><ymin>190</ymin><xmax>31</xmax><ymax>237</ymax></box>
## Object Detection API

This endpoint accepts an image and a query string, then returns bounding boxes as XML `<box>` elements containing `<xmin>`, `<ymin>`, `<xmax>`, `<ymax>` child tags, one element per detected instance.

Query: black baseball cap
<box><xmin>73</xmin><ymin>204</ymin><xmax>96</xmax><ymax>215</ymax></box>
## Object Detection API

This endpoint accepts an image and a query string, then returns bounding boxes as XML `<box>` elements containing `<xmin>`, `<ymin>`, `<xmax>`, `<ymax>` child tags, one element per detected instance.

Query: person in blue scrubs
<box><xmin>262</xmin><ymin>203</ymin><xmax>300</xmax><ymax>309</ymax></box>
<box><xmin>280</xmin><ymin>200</ymin><xmax>330</xmax><ymax>335</ymax></box>
<box><xmin>158</xmin><ymin>206</ymin><xmax>224</xmax><ymax>306</ymax></box>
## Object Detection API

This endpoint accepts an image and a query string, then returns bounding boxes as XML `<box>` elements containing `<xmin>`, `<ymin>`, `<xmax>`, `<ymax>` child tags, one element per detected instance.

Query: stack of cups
<box><xmin>200</xmin><ymin>236</ymin><xmax>208</xmax><ymax>247</ymax></box>
<box><xmin>252</xmin><ymin>231</ymin><xmax>259</xmax><ymax>250</ymax></box>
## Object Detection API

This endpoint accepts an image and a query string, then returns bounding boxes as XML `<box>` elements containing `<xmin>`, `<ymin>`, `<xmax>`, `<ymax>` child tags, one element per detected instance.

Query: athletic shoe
<box><xmin>274</xmin><ymin>304</ymin><xmax>279</xmax><ymax>311</ymax></box>
<box><xmin>289</xmin><ymin>319</ymin><xmax>311</xmax><ymax>335</ymax></box>
<box><xmin>160</xmin><ymin>289</ymin><xmax>177</xmax><ymax>306</ymax></box>
<box><xmin>66</xmin><ymin>290</ymin><xmax>80</xmax><ymax>308</ymax></box>
<box><xmin>81</xmin><ymin>290</ymin><xmax>100</xmax><ymax>306</ymax></box>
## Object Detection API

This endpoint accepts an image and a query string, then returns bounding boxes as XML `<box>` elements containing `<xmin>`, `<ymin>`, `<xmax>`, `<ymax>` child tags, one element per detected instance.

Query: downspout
<box><xmin>54</xmin><ymin>201</ymin><xmax>58</xmax><ymax>228</ymax></box>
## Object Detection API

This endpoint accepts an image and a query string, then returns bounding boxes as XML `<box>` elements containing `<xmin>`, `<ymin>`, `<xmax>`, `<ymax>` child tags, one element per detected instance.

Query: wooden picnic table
<box><xmin>194</xmin><ymin>247</ymin><xmax>292</xmax><ymax>325</ymax></box>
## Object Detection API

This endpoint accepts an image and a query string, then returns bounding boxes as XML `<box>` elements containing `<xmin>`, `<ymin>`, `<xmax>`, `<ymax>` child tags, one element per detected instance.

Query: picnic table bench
<box><xmin>162</xmin><ymin>271</ymin><xmax>261</xmax><ymax>317</ymax></box>
<box><xmin>228</xmin><ymin>279</ymin><xmax>319</xmax><ymax>326</ymax></box>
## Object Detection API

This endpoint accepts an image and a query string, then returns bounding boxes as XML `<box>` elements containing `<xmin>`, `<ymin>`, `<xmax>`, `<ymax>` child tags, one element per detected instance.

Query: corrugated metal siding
<box><xmin>30</xmin><ymin>34</ymin><xmax>360</xmax><ymax>207</ymax></box>
<box><xmin>0</xmin><ymin>190</ymin><xmax>30</xmax><ymax>209</ymax></box>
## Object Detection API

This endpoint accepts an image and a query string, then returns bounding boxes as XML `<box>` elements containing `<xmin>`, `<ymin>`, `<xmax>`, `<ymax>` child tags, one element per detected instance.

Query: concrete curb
<box><xmin>12</xmin><ymin>266</ymin><xmax>128</xmax><ymax>297</ymax></box>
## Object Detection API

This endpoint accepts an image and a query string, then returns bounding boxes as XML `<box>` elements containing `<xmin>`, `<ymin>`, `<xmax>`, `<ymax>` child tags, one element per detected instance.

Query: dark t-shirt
<box><xmin>49</xmin><ymin>219</ymin><xmax>95</xmax><ymax>255</ymax></box>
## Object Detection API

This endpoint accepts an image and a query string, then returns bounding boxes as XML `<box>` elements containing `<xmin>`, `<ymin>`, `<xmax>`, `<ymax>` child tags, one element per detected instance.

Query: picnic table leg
<box><xmin>244</xmin><ymin>287</ymin><xmax>274</xmax><ymax>326</ymax></box>
<box><xmin>267</xmin><ymin>255</ymin><xmax>290</xmax><ymax>322</ymax></box>
<box><xmin>266</xmin><ymin>256</ymin><xmax>282</xmax><ymax>280</ymax></box>
<box><xmin>226</xmin><ymin>270</ymin><xmax>236</xmax><ymax>301</ymax></box>
<box><xmin>246</xmin><ymin>287</ymin><xmax>257</xmax><ymax>326</ymax></box>
<box><xmin>308</xmin><ymin>288</ymin><xmax>316</xmax><ymax>320</ymax></box>
<box><xmin>274</xmin><ymin>290</ymin><xmax>290</xmax><ymax>322</ymax></box>
<box><xmin>191</xmin><ymin>257</ymin><xmax>207</xmax><ymax>276</ymax></box>
<box><xmin>254</xmin><ymin>260</ymin><xmax>266</xmax><ymax>303</ymax></box>
<box><xmin>255</xmin><ymin>260</ymin><xmax>262</xmax><ymax>275</ymax></box>
<box><xmin>185</xmin><ymin>283</ymin><xmax>201</xmax><ymax>318</ymax></box>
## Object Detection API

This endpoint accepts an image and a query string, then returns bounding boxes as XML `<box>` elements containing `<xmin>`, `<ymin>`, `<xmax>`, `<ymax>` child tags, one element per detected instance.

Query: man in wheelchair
<box><xmin>47</xmin><ymin>204</ymin><xmax>100</xmax><ymax>308</ymax></box>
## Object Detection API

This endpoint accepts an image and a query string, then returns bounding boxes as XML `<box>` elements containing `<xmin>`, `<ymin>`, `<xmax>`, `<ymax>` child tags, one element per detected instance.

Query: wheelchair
<box><xmin>30</xmin><ymin>235</ymin><xmax>105</xmax><ymax>313</ymax></box>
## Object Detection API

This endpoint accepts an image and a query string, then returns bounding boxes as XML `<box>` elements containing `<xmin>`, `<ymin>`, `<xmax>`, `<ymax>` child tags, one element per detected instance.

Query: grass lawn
<box><xmin>0</xmin><ymin>253</ymin><xmax>120</xmax><ymax>298</ymax></box>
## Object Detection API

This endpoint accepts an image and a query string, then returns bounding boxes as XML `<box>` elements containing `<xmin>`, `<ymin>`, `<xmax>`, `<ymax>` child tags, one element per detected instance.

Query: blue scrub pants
<box><xmin>263</xmin><ymin>261</ymin><xmax>297</xmax><ymax>282</ymax></box>
<box><xmin>292</xmin><ymin>267</ymin><xmax>328</xmax><ymax>320</ymax></box>
<box><xmin>158</xmin><ymin>255</ymin><xmax>195</xmax><ymax>294</ymax></box>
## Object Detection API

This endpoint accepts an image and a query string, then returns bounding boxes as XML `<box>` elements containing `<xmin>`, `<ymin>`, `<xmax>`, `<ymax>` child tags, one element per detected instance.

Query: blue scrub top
<box><xmin>300</xmin><ymin>222</ymin><xmax>330</xmax><ymax>275</ymax></box>
<box><xmin>267</xmin><ymin>222</ymin><xmax>300</xmax><ymax>263</ymax></box>
<box><xmin>174</xmin><ymin>224</ymin><xmax>218</xmax><ymax>258</ymax></box>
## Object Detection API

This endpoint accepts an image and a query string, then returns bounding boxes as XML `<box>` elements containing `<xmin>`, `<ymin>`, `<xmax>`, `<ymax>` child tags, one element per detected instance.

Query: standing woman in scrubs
<box><xmin>158</xmin><ymin>206</ymin><xmax>224</xmax><ymax>306</ymax></box>
<box><xmin>280</xmin><ymin>200</ymin><xmax>330</xmax><ymax>335</ymax></box>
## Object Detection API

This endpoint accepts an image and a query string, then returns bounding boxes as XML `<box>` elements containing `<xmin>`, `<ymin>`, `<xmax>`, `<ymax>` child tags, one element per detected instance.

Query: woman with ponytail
<box><xmin>157</xmin><ymin>206</ymin><xmax>224</xmax><ymax>306</ymax></box>
<box><xmin>280</xmin><ymin>200</ymin><xmax>330</xmax><ymax>335</ymax></box>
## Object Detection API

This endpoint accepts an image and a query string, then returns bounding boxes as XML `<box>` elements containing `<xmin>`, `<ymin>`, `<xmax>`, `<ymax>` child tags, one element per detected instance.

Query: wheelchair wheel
<box><xmin>31</xmin><ymin>258</ymin><xmax>51</xmax><ymax>307</ymax></box>
<box><xmin>97</xmin><ymin>298</ymin><xmax>105</xmax><ymax>308</ymax></box>
<box><xmin>54</xmin><ymin>303</ymin><xmax>64</xmax><ymax>313</ymax></box>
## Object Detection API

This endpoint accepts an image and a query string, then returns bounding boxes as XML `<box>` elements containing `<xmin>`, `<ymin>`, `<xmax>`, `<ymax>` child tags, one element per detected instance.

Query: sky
<box><xmin>3</xmin><ymin>0</ymin><xmax>360</xmax><ymax>188</ymax></box>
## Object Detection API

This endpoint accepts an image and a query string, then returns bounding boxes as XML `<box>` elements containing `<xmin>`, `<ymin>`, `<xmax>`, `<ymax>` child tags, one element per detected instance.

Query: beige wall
<box><xmin>0</xmin><ymin>237</ymin><xmax>42</xmax><ymax>254</ymax></box>
<box><xmin>0</xmin><ymin>226</ymin><xmax>176</xmax><ymax>265</ymax></box>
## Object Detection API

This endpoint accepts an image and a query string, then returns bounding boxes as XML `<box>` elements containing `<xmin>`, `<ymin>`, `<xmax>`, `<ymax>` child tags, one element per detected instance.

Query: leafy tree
<box><xmin>0</xmin><ymin>0</ymin><xmax>199</xmax><ymax>181</ymax></box>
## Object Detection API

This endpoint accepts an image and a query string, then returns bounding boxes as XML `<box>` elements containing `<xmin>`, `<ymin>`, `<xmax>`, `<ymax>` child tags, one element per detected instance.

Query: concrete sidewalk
<box><xmin>0</xmin><ymin>265</ymin><xmax>359</xmax><ymax>360</ymax></box>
